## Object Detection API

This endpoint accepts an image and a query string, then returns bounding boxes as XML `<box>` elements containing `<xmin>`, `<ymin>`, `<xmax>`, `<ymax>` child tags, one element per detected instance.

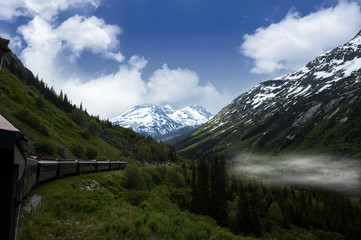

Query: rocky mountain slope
<box><xmin>173</xmin><ymin>30</ymin><xmax>361</xmax><ymax>158</ymax></box>
<box><xmin>111</xmin><ymin>105</ymin><xmax>213</xmax><ymax>140</ymax></box>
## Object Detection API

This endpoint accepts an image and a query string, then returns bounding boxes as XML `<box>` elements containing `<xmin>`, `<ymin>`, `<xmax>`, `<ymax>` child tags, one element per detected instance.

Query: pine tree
<box><xmin>192</xmin><ymin>157</ymin><xmax>210</xmax><ymax>215</ymax></box>
<box><xmin>248</xmin><ymin>192</ymin><xmax>262</xmax><ymax>237</ymax></box>
<box><xmin>210</xmin><ymin>155</ymin><xmax>228</xmax><ymax>226</ymax></box>
<box><xmin>236</xmin><ymin>183</ymin><xmax>251</xmax><ymax>236</ymax></box>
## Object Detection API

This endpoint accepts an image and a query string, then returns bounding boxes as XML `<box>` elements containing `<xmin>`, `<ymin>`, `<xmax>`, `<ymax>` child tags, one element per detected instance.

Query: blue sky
<box><xmin>1</xmin><ymin>0</ymin><xmax>361</xmax><ymax>118</ymax></box>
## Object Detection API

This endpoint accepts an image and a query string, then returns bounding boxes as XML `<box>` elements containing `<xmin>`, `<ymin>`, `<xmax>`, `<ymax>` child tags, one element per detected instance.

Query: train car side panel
<box><xmin>37</xmin><ymin>161</ymin><xmax>58</xmax><ymax>183</ymax></box>
<box><xmin>119</xmin><ymin>161</ymin><xmax>127</xmax><ymax>169</ymax></box>
<box><xmin>78</xmin><ymin>160</ymin><xmax>97</xmax><ymax>174</ymax></box>
<box><xmin>58</xmin><ymin>160</ymin><xmax>78</xmax><ymax>177</ymax></box>
<box><xmin>97</xmin><ymin>161</ymin><xmax>110</xmax><ymax>172</ymax></box>
<box><xmin>110</xmin><ymin>160</ymin><xmax>120</xmax><ymax>170</ymax></box>
<box><xmin>23</xmin><ymin>158</ymin><xmax>38</xmax><ymax>196</ymax></box>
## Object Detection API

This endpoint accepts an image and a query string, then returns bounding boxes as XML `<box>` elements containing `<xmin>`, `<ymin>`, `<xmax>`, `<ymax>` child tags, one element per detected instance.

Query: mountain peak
<box><xmin>174</xmin><ymin>30</ymin><xmax>361</xmax><ymax>157</ymax></box>
<box><xmin>111</xmin><ymin>105</ymin><xmax>213</xmax><ymax>140</ymax></box>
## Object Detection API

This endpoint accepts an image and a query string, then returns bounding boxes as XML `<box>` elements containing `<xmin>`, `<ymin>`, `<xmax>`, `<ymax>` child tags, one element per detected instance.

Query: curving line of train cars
<box><xmin>23</xmin><ymin>157</ymin><xmax>126</xmax><ymax>197</ymax></box>
<box><xmin>0</xmin><ymin>113</ymin><xmax>128</xmax><ymax>240</ymax></box>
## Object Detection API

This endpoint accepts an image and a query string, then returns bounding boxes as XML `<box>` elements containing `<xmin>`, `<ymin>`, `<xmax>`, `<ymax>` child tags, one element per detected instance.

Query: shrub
<box><xmin>70</xmin><ymin>109</ymin><xmax>87</xmax><ymax>126</ymax></box>
<box><xmin>79</xmin><ymin>129</ymin><xmax>90</xmax><ymax>139</ymax></box>
<box><xmin>85</xmin><ymin>146</ymin><xmax>98</xmax><ymax>160</ymax></box>
<box><xmin>124</xmin><ymin>190</ymin><xmax>150</xmax><ymax>206</ymax></box>
<box><xmin>165</xmin><ymin>168</ymin><xmax>185</xmax><ymax>188</ymax></box>
<box><xmin>10</xmin><ymin>91</ymin><xmax>25</xmax><ymax>104</ymax></box>
<box><xmin>267</xmin><ymin>202</ymin><xmax>283</xmax><ymax>224</ymax></box>
<box><xmin>123</xmin><ymin>164</ymin><xmax>147</xmax><ymax>190</ymax></box>
<box><xmin>36</xmin><ymin>141</ymin><xmax>56</xmax><ymax>156</ymax></box>
<box><xmin>120</xmin><ymin>150</ymin><xmax>131</xmax><ymax>158</ymax></box>
<box><xmin>13</xmin><ymin>109</ymin><xmax>50</xmax><ymax>136</ymax></box>
<box><xmin>71</xmin><ymin>143</ymin><xmax>84</xmax><ymax>158</ymax></box>
<box><xmin>35</xmin><ymin>97</ymin><xmax>46</xmax><ymax>108</ymax></box>
<box><xmin>86</xmin><ymin>120</ymin><xmax>99</xmax><ymax>136</ymax></box>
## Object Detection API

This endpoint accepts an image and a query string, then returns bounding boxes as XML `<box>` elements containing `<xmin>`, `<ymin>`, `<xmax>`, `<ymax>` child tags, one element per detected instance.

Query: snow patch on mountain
<box><xmin>111</xmin><ymin>105</ymin><xmax>213</xmax><ymax>139</ymax></box>
<box><xmin>205</xmin><ymin>30</ymin><xmax>361</xmax><ymax>133</ymax></box>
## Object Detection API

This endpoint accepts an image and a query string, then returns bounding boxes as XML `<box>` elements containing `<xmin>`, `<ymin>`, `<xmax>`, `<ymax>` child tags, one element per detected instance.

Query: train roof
<box><xmin>0</xmin><ymin>114</ymin><xmax>19</xmax><ymax>132</ymax></box>
<box><xmin>0</xmin><ymin>114</ymin><xmax>25</xmax><ymax>150</ymax></box>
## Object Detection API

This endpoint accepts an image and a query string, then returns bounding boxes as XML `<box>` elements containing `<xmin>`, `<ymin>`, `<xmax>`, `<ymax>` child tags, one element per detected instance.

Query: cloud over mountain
<box><xmin>240</xmin><ymin>1</ymin><xmax>361</xmax><ymax>74</ymax></box>
<box><xmin>64</xmin><ymin>59</ymin><xmax>229</xmax><ymax>118</ymax></box>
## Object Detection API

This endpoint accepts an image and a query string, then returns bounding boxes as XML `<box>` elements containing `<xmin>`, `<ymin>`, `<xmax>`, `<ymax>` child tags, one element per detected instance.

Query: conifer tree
<box><xmin>236</xmin><ymin>183</ymin><xmax>251</xmax><ymax>236</ymax></box>
<box><xmin>210</xmin><ymin>155</ymin><xmax>228</xmax><ymax>226</ymax></box>
<box><xmin>192</xmin><ymin>157</ymin><xmax>209</xmax><ymax>215</ymax></box>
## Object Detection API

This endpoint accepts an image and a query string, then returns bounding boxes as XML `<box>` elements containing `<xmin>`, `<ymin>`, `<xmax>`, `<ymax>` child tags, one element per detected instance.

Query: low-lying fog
<box><xmin>233</xmin><ymin>154</ymin><xmax>361</xmax><ymax>194</ymax></box>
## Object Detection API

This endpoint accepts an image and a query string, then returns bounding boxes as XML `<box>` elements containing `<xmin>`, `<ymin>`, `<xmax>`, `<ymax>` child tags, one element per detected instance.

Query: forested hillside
<box><xmin>0</xmin><ymin>52</ymin><xmax>177</xmax><ymax>163</ymax></box>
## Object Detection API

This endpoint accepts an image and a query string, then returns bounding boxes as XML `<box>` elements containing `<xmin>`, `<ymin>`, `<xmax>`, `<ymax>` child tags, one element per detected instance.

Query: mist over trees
<box><xmin>187</xmin><ymin>155</ymin><xmax>361</xmax><ymax>239</ymax></box>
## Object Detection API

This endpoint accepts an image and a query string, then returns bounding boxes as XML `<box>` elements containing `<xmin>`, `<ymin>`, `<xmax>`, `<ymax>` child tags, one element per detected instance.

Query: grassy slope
<box><xmin>0</xmin><ymin>67</ymin><xmax>120</xmax><ymax>159</ymax></box>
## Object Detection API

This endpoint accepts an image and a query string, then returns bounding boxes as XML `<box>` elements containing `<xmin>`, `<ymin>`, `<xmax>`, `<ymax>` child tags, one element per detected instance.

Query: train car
<box><xmin>37</xmin><ymin>160</ymin><xmax>59</xmax><ymax>183</ymax></box>
<box><xmin>119</xmin><ymin>161</ymin><xmax>127</xmax><ymax>169</ymax></box>
<box><xmin>110</xmin><ymin>160</ymin><xmax>121</xmax><ymax>170</ymax></box>
<box><xmin>97</xmin><ymin>160</ymin><xmax>110</xmax><ymax>172</ymax></box>
<box><xmin>23</xmin><ymin>158</ymin><xmax>38</xmax><ymax>197</ymax></box>
<box><xmin>78</xmin><ymin>160</ymin><xmax>97</xmax><ymax>174</ymax></box>
<box><xmin>58</xmin><ymin>160</ymin><xmax>78</xmax><ymax>177</ymax></box>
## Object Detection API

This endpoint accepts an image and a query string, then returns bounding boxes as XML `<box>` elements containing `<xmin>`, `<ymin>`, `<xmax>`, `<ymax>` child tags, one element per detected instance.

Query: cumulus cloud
<box><xmin>64</xmin><ymin>56</ymin><xmax>148</xmax><ymax>118</ymax></box>
<box><xmin>18</xmin><ymin>16</ymin><xmax>63</xmax><ymax>83</ymax></box>
<box><xmin>56</xmin><ymin>15</ymin><xmax>124</xmax><ymax>62</ymax></box>
<box><xmin>64</xmin><ymin>61</ymin><xmax>230</xmax><ymax>118</ymax></box>
<box><xmin>16</xmin><ymin>14</ymin><xmax>124</xmax><ymax>85</ymax></box>
<box><xmin>240</xmin><ymin>1</ymin><xmax>361</xmax><ymax>74</ymax></box>
<box><xmin>0</xmin><ymin>0</ymin><xmax>25</xmax><ymax>21</ymax></box>
<box><xmin>147</xmin><ymin>64</ymin><xmax>228</xmax><ymax>113</ymax></box>
<box><xmin>0</xmin><ymin>0</ymin><xmax>100</xmax><ymax>21</ymax></box>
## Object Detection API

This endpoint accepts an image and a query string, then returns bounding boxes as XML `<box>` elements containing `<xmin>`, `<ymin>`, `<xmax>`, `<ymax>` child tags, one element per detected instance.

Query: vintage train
<box><xmin>0</xmin><ymin>113</ymin><xmax>127</xmax><ymax>240</ymax></box>
<box><xmin>23</xmin><ymin>157</ymin><xmax>127</xmax><ymax>197</ymax></box>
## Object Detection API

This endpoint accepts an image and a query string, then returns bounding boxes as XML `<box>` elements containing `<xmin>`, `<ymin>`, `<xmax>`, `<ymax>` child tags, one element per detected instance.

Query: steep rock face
<box><xmin>174</xmin><ymin>30</ymin><xmax>361</xmax><ymax>157</ymax></box>
<box><xmin>111</xmin><ymin>105</ymin><xmax>213</xmax><ymax>140</ymax></box>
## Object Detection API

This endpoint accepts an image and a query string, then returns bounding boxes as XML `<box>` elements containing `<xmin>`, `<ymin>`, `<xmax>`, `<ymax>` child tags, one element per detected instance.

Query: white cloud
<box><xmin>147</xmin><ymin>64</ymin><xmax>200</xmax><ymax>105</ymax></box>
<box><xmin>64</xmin><ymin>61</ymin><xmax>230</xmax><ymax>118</ymax></box>
<box><xmin>64</xmin><ymin>56</ymin><xmax>148</xmax><ymax>118</ymax></box>
<box><xmin>147</xmin><ymin>64</ymin><xmax>228</xmax><ymax>114</ymax></box>
<box><xmin>0</xmin><ymin>0</ymin><xmax>25</xmax><ymax>21</ymax></box>
<box><xmin>56</xmin><ymin>15</ymin><xmax>124</xmax><ymax>62</ymax></box>
<box><xmin>17</xmin><ymin>14</ymin><xmax>124</xmax><ymax>85</ymax></box>
<box><xmin>240</xmin><ymin>1</ymin><xmax>361</xmax><ymax>74</ymax></box>
<box><xmin>18</xmin><ymin>16</ymin><xmax>63</xmax><ymax>83</ymax></box>
<box><xmin>0</xmin><ymin>0</ymin><xmax>100</xmax><ymax>21</ymax></box>
<box><xmin>28</xmin><ymin>0</ymin><xmax>100</xmax><ymax>20</ymax></box>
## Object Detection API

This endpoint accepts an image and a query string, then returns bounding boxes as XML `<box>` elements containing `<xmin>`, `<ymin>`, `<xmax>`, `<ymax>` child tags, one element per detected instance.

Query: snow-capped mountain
<box><xmin>111</xmin><ymin>105</ymin><xmax>213</xmax><ymax>140</ymax></box>
<box><xmin>174</xmin><ymin>30</ymin><xmax>361</xmax><ymax>157</ymax></box>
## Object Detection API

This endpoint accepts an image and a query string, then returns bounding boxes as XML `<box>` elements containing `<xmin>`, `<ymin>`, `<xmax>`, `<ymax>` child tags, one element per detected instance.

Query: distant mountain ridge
<box><xmin>111</xmin><ymin>105</ymin><xmax>213</xmax><ymax>140</ymax></box>
<box><xmin>173</xmin><ymin>30</ymin><xmax>361</xmax><ymax>158</ymax></box>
